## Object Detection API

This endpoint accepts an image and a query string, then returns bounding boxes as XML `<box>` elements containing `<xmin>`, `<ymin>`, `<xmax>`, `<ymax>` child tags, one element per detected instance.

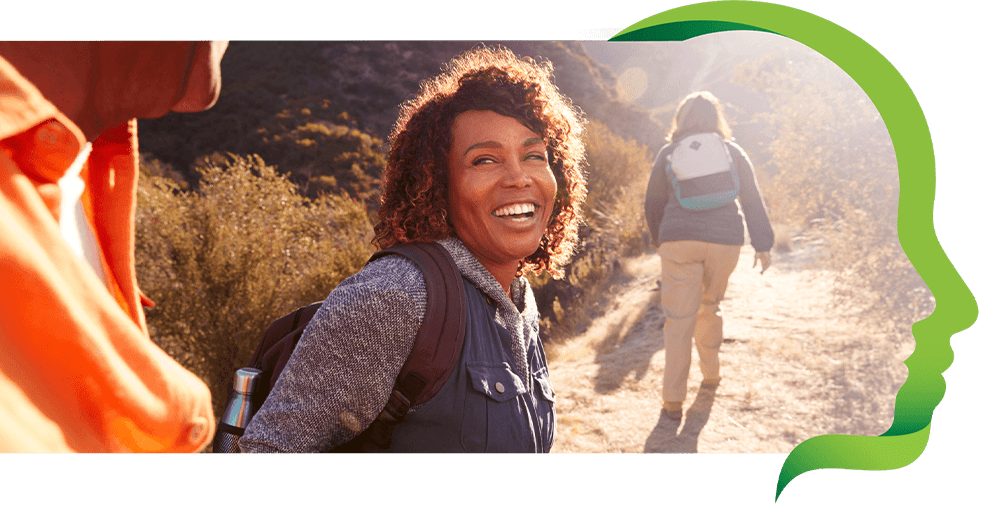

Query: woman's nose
<box><xmin>501</xmin><ymin>159</ymin><xmax>533</xmax><ymax>188</ymax></box>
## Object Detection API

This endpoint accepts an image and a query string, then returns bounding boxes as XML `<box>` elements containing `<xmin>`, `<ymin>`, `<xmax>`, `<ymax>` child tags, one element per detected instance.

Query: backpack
<box><xmin>211</xmin><ymin>241</ymin><xmax>467</xmax><ymax>453</ymax></box>
<box><xmin>665</xmin><ymin>132</ymin><xmax>740</xmax><ymax>211</ymax></box>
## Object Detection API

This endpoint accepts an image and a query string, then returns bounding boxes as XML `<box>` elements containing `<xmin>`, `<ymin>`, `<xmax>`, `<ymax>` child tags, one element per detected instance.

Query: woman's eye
<box><xmin>472</xmin><ymin>156</ymin><xmax>497</xmax><ymax>166</ymax></box>
<box><xmin>525</xmin><ymin>152</ymin><xmax>547</xmax><ymax>162</ymax></box>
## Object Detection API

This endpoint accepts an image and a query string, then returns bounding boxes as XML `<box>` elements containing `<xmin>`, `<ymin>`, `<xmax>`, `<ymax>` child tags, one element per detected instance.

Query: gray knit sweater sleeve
<box><xmin>238</xmin><ymin>254</ymin><xmax>426</xmax><ymax>453</ymax></box>
<box><xmin>728</xmin><ymin>141</ymin><xmax>774</xmax><ymax>252</ymax></box>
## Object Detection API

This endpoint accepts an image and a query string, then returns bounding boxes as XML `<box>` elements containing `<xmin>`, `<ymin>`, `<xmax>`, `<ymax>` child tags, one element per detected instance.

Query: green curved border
<box><xmin>610</xmin><ymin>0</ymin><xmax>978</xmax><ymax>502</ymax></box>
<box><xmin>614</xmin><ymin>20</ymin><xmax>776</xmax><ymax>40</ymax></box>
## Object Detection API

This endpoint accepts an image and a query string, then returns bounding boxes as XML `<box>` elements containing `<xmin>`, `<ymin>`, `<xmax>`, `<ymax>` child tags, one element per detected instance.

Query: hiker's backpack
<box><xmin>211</xmin><ymin>241</ymin><xmax>467</xmax><ymax>453</ymax></box>
<box><xmin>665</xmin><ymin>132</ymin><xmax>740</xmax><ymax>211</ymax></box>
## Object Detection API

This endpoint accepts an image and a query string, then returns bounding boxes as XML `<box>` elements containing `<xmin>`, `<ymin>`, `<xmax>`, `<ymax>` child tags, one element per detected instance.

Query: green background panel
<box><xmin>0</xmin><ymin>0</ymin><xmax>998</xmax><ymax>513</ymax></box>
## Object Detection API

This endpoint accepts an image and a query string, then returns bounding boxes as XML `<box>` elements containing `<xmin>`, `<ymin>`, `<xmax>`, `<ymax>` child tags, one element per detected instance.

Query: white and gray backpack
<box><xmin>665</xmin><ymin>132</ymin><xmax>740</xmax><ymax>211</ymax></box>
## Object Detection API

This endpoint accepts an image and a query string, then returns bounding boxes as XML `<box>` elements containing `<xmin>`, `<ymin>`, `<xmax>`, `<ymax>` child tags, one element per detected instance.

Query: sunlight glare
<box><xmin>617</xmin><ymin>66</ymin><xmax>648</xmax><ymax>103</ymax></box>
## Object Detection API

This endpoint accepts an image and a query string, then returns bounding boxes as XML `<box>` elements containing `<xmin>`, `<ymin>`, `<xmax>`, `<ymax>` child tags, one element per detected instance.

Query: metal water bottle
<box><xmin>211</xmin><ymin>367</ymin><xmax>261</xmax><ymax>453</ymax></box>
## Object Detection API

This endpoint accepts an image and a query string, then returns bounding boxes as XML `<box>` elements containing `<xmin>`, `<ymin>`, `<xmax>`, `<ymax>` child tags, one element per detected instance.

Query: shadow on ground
<box><xmin>643</xmin><ymin>384</ymin><xmax>718</xmax><ymax>453</ymax></box>
<box><xmin>590</xmin><ymin>286</ymin><xmax>663</xmax><ymax>394</ymax></box>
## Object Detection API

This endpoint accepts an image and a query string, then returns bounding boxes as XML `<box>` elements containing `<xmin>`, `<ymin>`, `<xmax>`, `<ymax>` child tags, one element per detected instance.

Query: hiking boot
<box><xmin>662</xmin><ymin>401</ymin><xmax>683</xmax><ymax>420</ymax></box>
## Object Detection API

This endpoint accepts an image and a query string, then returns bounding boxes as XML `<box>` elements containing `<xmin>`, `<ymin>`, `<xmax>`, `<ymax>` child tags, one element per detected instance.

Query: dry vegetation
<box><xmin>530</xmin><ymin>119</ymin><xmax>655</xmax><ymax>342</ymax></box>
<box><xmin>732</xmin><ymin>50</ymin><xmax>933</xmax><ymax>336</ymax></box>
<box><xmin>135</xmin><ymin>154</ymin><xmax>373</xmax><ymax>417</ymax></box>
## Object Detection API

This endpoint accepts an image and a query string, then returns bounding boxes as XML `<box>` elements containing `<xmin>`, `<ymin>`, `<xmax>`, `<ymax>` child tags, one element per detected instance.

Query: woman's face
<box><xmin>447</xmin><ymin>110</ymin><xmax>557</xmax><ymax>276</ymax></box>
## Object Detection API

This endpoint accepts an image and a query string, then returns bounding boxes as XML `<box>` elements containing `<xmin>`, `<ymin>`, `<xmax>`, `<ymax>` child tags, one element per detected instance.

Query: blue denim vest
<box><xmin>386</xmin><ymin>279</ymin><xmax>556</xmax><ymax>452</ymax></box>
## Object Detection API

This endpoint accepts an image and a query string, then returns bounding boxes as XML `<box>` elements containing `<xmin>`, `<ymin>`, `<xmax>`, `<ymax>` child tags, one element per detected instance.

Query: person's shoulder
<box><xmin>332</xmin><ymin>253</ymin><xmax>427</xmax><ymax>306</ymax></box>
<box><xmin>655</xmin><ymin>140</ymin><xmax>675</xmax><ymax>159</ymax></box>
<box><xmin>362</xmin><ymin>252</ymin><xmax>424</xmax><ymax>281</ymax></box>
<box><xmin>724</xmin><ymin>139</ymin><xmax>752</xmax><ymax>163</ymax></box>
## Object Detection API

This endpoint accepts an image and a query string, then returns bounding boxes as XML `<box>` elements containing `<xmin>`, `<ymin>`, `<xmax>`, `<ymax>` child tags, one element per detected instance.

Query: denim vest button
<box><xmin>495</xmin><ymin>382</ymin><xmax>505</xmax><ymax>394</ymax></box>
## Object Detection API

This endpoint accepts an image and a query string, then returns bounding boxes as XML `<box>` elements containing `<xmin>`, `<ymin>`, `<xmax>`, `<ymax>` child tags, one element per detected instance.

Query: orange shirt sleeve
<box><xmin>0</xmin><ymin>58</ymin><xmax>214</xmax><ymax>452</ymax></box>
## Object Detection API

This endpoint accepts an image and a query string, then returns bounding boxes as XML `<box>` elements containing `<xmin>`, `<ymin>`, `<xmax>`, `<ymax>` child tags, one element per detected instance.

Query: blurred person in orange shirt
<box><xmin>0</xmin><ymin>41</ymin><xmax>228</xmax><ymax>452</ymax></box>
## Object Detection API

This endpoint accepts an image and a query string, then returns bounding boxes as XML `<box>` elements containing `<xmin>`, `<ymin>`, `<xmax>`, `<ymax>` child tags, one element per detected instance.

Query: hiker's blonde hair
<box><xmin>668</xmin><ymin>91</ymin><xmax>732</xmax><ymax>143</ymax></box>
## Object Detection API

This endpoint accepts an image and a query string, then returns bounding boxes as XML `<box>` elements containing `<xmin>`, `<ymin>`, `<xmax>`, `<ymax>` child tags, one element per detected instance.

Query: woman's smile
<box><xmin>493</xmin><ymin>202</ymin><xmax>537</xmax><ymax>219</ymax></box>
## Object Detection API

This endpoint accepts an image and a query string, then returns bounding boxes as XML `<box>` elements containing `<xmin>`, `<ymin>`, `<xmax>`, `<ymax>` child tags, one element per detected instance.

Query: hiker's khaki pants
<box><xmin>658</xmin><ymin>240</ymin><xmax>742</xmax><ymax>405</ymax></box>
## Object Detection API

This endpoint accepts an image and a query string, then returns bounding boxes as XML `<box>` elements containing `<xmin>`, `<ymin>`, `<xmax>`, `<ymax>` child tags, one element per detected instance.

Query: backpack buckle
<box><xmin>378</xmin><ymin>389</ymin><xmax>413</xmax><ymax>424</ymax></box>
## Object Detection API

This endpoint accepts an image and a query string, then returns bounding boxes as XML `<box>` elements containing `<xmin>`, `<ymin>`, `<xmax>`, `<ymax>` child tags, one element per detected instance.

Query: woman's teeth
<box><xmin>493</xmin><ymin>203</ymin><xmax>536</xmax><ymax>218</ymax></box>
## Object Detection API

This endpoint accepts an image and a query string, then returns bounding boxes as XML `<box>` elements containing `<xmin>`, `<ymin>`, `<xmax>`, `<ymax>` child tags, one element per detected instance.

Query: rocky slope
<box><xmin>138</xmin><ymin>40</ymin><xmax>669</xmax><ymax>184</ymax></box>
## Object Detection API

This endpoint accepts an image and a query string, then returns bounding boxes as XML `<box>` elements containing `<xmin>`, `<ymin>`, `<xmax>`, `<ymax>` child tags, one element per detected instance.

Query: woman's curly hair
<box><xmin>373</xmin><ymin>46</ymin><xmax>587</xmax><ymax>280</ymax></box>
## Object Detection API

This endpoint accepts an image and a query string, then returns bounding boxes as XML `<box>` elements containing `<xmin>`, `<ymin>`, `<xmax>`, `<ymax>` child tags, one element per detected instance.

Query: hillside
<box><xmin>138</xmin><ymin>41</ymin><xmax>669</xmax><ymax>188</ymax></box>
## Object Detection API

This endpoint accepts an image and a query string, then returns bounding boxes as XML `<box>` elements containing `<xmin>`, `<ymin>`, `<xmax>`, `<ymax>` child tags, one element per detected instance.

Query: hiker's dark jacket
<box><xmin>644</xmin><ymin>138</ymin><xmax>774</xmax><ymax>252</ymax></box>
<box><xmin>238</xmin><ymin>237</ymin><xmax>555</xmax><ymax>452</ymax></box>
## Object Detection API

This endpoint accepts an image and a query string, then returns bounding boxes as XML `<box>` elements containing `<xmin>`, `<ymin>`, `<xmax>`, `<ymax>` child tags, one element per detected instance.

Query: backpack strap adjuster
<box><xmin>379</xmin><ymin>389</ymin><xmax>414</xmax><ymax>424</ymax></box>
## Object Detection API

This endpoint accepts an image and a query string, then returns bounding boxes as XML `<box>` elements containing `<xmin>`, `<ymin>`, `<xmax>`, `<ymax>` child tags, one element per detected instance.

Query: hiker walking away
<box><xmin>644</xmin><ymin>91</ymin><xmax>774</xmax><ymax>421</ymax></box>
<box><xmin>238</xmin><ymin>46</ymin><xmax>588</xmax><ymax>452</ymax></box>
<box><xmin>0</xmin><ymin>42</ymin><xmax>227</xmax><ymax>452</ymax></box>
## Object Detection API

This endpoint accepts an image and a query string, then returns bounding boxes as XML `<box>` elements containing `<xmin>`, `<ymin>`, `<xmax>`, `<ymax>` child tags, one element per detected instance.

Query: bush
<box><xmin>255</xmin><ymin>97</ymin><xmax>387</xmax><ymax>220</ymax></box>
<box><xmin>532</xmin><ymin>119</ymin><xmax>653</xmax><ymax>340</ymax></box>
<box><xmin>580</xmin><ymin>119</ymin><xmax>653</xmax><ymax>259</ymax></box>
<box><xmin>135</xmin><ymin>154</ymin><xmax>374</xmax><ymax>419</ymax></box>
<box><xmin>733</xmin><ymin>49</ymin><xmax>933</xmax><ymax>335</ymax></box>
<box><xmin>820</xmin><ymin>210</ymin><xmax>935</xmax><ymax>335</ymax></box>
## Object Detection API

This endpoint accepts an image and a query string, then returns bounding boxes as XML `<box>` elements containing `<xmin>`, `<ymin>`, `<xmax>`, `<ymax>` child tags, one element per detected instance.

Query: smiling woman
<box><xmin>238</xmin><ymin>46</ymin><xmax>588</xmax><ymax>453</ymax></box>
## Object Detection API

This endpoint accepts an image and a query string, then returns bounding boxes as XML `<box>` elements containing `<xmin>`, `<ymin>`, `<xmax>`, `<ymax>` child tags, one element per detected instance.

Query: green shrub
<box><xmin>135</xmin><ymin>154</ymin><xmax>374</xmax><ymax>418</ymax></box>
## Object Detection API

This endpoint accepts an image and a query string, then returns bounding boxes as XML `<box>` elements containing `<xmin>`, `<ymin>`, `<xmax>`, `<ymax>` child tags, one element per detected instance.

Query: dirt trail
<box><xmin>547</xmin><ymin>239</ymin><xmax>914</xmax><ymax>453</ymax></box>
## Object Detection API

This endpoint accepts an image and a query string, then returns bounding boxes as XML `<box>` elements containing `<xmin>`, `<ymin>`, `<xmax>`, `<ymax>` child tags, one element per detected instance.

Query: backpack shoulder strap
<box><xmin>334</xmin><ymin>240</ymin><xmax>467</xmax><ymax>451</ymax></box>
<box><xmin>368</xmin><ymin>241</ymin><xmax>467</xmax><ymax>406</ymax></box>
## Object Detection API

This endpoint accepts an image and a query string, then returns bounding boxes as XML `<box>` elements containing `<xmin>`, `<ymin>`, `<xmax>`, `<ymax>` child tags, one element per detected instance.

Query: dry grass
<box><xmin>135</xmin><ymin>154</ymin><xmax>374</xmax><ymax>419</ymax></box>
<box><xmin>532</xmin><ymin>119</ymin><xmax>654</xmax><ymax>345</ymax></box>
<box><xmin>734</xmin><ymin>48</ymin><xmax>933</xmax><ymax>335</ymax></box>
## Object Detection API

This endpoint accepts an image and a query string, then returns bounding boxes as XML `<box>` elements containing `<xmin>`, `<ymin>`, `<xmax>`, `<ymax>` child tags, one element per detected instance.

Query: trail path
<box><xmin>547</xmin><ymin>240</ymin><xmax>914</xmax><ymax>453</ymax></box>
